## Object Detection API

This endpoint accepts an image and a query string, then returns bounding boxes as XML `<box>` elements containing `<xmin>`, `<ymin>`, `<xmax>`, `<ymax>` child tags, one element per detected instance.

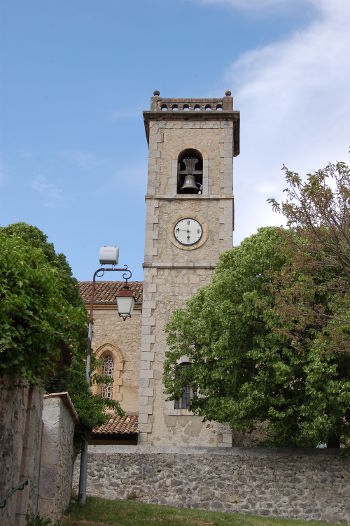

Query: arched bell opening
<box><xmin>177</xmin><ymin>149</ymin><xmax>203</xmax><ymax>194</ymax></box>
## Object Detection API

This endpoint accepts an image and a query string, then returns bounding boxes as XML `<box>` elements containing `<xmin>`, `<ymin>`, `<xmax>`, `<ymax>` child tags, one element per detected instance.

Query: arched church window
<box><xmin>177</xmin><ymin>149</ymin><xmax>203</xmax><ymax>194</ymax></box>
<box><xmin>174</xmin><ymin>363</ymin><xmax>194</xmax><ymax>410</ymax></box>
<box><xmin>102</xmin><ymin>354</ymin><xmax>114</xmax><ymax>399</ymax></box>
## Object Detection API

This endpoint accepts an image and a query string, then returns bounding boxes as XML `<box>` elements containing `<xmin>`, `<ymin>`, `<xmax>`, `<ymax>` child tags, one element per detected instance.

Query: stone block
<box><xmin>140</xmin><ymin>369</ymin><xmax>154</xmax><ymax>379</ymax></box>
<box><xmin>142</xmin><ymin>387</ymin><xmax>154</xmax><ymax>397</ymax></box>
<box><xmin>140</xmin><ymin>351</ymin><xmax>155</xmax><ymax>361</ymax></box>
<box><xmin>138</xmin><ymin>423</ymin><xmax>153</xmax><ymax>433</ymax></box>
<box><xmin>138</xmin><ymin>413</ymin><xmax>150</xmax><ymax>424</ymax></box>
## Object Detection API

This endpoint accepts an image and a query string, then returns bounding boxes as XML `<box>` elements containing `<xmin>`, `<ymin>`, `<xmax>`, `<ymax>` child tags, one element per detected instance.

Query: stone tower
<box><xmin>138</xmin><ymin>91</ymin><xmax>240</xmax><ymax>447</ymax></box>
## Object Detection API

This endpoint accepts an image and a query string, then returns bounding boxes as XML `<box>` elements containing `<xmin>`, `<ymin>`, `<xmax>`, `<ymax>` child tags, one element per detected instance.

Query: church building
<box><xmin>79</xmin><ymin>91</ymin><xmax>240</xmax><ymax>447</ymax></box>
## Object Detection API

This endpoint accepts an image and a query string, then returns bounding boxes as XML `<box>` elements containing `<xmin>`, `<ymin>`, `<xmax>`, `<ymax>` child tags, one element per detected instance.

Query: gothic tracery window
<box><xmin>102</xmin><ymin>354</ymin><xmax>114</xmax><ymax>399</ymax></box>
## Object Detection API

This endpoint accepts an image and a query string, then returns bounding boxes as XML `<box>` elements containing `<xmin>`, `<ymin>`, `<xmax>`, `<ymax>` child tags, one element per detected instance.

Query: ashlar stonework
<box><xmin>139</xmin><ymin>93</ymin><xmax>239</xmax><ymax>447</ymax></box>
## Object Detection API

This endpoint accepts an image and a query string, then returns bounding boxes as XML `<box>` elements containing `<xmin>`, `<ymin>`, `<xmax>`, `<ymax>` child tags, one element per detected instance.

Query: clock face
<box><xmin>174</xmin><ymin>218</ymin><xmax>203</xmax><ymax>246</ymax></box>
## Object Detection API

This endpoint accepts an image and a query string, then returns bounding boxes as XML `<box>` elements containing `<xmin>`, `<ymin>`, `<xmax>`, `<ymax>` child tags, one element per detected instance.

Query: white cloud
<box><xmin>195</xmin><ymin>0</ymin><xmax>349</xmax><ymax>12</ymax></box>
<box><xmin>32</xmin><ymin>176</ymin><xmax>63</xmax><ymax>207</ymax></box>
<box><xmin>93</xmin><ymin>160</ymin><xmax>148</xmax><ymax>198</ymax></box>
<box><xmin>255</xmin><ymin>182</ymin><xmax>280</xmax><ymax>195</ymax></box>
<box><xmin>110</xmin><ymin>109</ymin><xmax>141</xmax><ymax>121</ymax></box>
<box><xmin>60</xmin><ymin>150</ymin><xmax>100</xmax><ymax>170</ymax></box>
<box><xmin>218</xmin><ymin>0</ymin><xmax>350</xmax><ymax>243</ymax></box>
<box><xmin>195</xmin><ymin>0</ymin><xmax>307</xmax><ymax>10</ymax></box>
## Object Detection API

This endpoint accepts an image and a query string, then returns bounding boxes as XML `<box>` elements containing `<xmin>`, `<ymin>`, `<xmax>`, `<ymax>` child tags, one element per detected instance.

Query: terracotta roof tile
<box><xmin>92</xmin><ymin>414</ymin><xmax>138</xmax><ymax>436</ymax></box>
<box><xmin>79</xmin><ymin>281</ymin><xmax>143</xmax><ymax>305</ymax></box>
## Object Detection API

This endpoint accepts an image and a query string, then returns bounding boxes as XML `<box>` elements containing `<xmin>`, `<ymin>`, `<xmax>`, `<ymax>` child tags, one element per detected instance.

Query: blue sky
<box><xmin>1</xmin><ymin>0</ymin><xmax>349</xmax><ymax>282</ymax></box>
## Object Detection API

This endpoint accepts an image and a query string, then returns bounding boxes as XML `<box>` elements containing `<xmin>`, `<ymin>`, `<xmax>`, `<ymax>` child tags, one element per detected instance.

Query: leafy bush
<box><xmin>0</xmin><ymin>223</ymin><xmax>122</xmax><ymax>440</ymax></box>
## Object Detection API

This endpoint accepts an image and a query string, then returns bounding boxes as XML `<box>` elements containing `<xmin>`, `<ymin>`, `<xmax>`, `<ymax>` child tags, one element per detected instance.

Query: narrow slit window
<box><xmin>174</xmin><ymin>363</ymin><xmax>193</xmax><ymax>410</ymax></box>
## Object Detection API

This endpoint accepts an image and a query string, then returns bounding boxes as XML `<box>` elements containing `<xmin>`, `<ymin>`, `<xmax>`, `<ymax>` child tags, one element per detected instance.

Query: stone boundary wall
<box><xmin>38</xmin><ymin>393</ymin><xmax>78</xmax><ymax>522</ymax></box>
<box><xmin>0</xmin><ymin>378</ymin><xmax>78</xmax><ymax>526</ymax></box>
<box><xmin>73</xmin><ymin>445</ymin><xmax>350</xmax><ymax>524</ymax></box>
<box><xmin>0</xmin><ymin>375</ymin><xmax>43</xmax><ymax>526</ymax></box>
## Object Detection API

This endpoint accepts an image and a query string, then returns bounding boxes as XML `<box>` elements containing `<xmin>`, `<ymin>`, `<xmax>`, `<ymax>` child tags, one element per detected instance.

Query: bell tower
<box><xmin>139</xmin><ymin>91</ymin><xmax>240</xmax><ymax>446</ymax></box>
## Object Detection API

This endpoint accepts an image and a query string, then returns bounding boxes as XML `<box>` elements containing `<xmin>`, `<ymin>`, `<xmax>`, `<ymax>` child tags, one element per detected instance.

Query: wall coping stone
<box><xmin>44</xmin><ymin>392</ymin><xmax>79</xmax><ymax>423</ymax></box>
<box><xmin>87</xmin><ymin>444</ymin><xmax>343</xmax><ymax>458</ymax></box>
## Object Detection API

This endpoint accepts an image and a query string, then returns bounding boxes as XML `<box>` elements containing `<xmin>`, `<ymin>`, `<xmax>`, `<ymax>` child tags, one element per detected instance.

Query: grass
<box><xmin>62</xmin><ymin>496</ymin><xmax>345</xmax><ymax>526</ymax></box>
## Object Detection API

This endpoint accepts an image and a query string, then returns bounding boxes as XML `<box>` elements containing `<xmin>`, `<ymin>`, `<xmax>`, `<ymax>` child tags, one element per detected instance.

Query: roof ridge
<box><xmin>79</xmin><ymin>281</ymin><xmax>143</xmax><ymax>304</ymax></box>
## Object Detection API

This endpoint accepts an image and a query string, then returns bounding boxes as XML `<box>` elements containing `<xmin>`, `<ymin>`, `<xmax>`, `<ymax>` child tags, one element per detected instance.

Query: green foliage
<box><xmin>164</xmin><ymin>227</ymin><xmax>350</xmax><ymax>447</ymax></box>
<box><xmin>0</xmin><ymin>232</ymin><xmax>84</xmax><ymax>383</ymax></box>
<box><xmin>63</xmin><ymin>495</ymin><xmax>342</xmax><ymax>526</ymax></box>
<box><xmin>26</xmin><ymin>515</ymin><xmax>53</xmax><ymax>526</ymax></box>
<box><xmin>67</xmin><ymin>352</ymin><xmax>122</xmax><ymax>444</ymax></box>
<box><xmin>0</xmin><ymin>222</ymin><xmax>122</xmax><ymax>440</ymax></box>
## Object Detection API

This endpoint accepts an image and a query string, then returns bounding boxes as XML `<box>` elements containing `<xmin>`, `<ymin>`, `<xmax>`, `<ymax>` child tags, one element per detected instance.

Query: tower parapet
<box><xmin>150</xmin><ymin>90</ymin><xmax>234</xmax><ymax>112</ymax></box>
<box><xmin>144</xmin><ymin>90</ymin><xmax>240</xmax><ymax>156</ymax></box>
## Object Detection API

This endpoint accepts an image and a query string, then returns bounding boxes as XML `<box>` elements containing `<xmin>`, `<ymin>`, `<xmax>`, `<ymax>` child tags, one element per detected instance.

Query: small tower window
<box><xmin>177</xmin><ymin>149</ymin><xmax>203</xmax><ymax>194</ymax></box>
<box><xmin>102</xmin><ymin>354</ymin><xmax>114</xmax><ymax>399</ymax></box>
<box><xmin>174</xmin><ymin>363</ymin><xmax>194</xmax><ymax>410</ymax></box>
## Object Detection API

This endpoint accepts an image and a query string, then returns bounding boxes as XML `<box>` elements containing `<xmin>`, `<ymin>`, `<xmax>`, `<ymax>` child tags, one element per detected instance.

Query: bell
<box><xmin>180</xmin><ymin>174</ymin><xmax>198</xmax><ymax>193</ymax></box>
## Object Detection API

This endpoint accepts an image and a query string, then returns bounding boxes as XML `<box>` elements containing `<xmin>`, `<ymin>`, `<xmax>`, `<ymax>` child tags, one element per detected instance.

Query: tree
<box><xmin>269</xmin><ymin>159</ymin><xmax>350</xmax><ymax>284</ymax></box>
<box><xmin>0</xmin><ymin>233</ymin><xmax>77</xmax><ymax>382</ymax></box>
<box><xmin>0</xmin><ymin>223</ymin><xmax>122</xmax><ymax>442</ymax></box>
<box><xmin>268</xmin><ymin>160</ymin><xmax>350</xmax><ymax>358</ymax></box>
<box><xmin>163</xmin><ymin>226</ymin><xmax>350</xmax><ymax>448</ymax></box>
<box><xmin>268</xmin><ymin>158</ymin><xmax>350</xmax><ymax>447</ymax></box>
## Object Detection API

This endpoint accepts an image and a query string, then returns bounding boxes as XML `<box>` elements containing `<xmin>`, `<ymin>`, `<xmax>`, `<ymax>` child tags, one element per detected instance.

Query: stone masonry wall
<box><xmin>38</xmin><ymin>394</ymin><xmax>78</xmax><ymax>523</ymax></box>
<box><xmin>91</xmin><ymin>307</ymin><xmax>142</xmax><ymax>413</ymax></box>
<box><xmin>73</xmin><ymin>446</ymin><xmax>350</xmax><ymax>524</ymax></box>
<box><xmin>139</xmin><ymin>111</ymin><xmax>235</xmax><ymax>447</ymax></box>
<box><xmin>0</xmin><ymin>375</ymin><xmax>43</xmax><ymax>526</ymax></box>
<box><xmin>140</xmin><ymin>267</ymin><xmax>231</xmax><ymax>447</ymax></box>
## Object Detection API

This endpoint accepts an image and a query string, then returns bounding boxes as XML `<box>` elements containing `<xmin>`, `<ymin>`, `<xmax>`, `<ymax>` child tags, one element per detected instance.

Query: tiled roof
<box><xmin>92</xmin><ymin>414</ymin><xmax>138</xmax><ymax>437</ymax></box>
<box><xmin>79</xmin><ymin>281</ymin><xmax>143</xmax><ymax>305</ymax></box>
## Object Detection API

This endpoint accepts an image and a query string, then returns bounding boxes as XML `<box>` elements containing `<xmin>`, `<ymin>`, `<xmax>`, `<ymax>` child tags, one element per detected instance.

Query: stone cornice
<box><xmin>143</xmin><ymin>263</ymin><xmax>217</xmax><ymax>270</ymax></box>
<box><xmin>143</xmin><ymin>110</ymin><xmax>240</xmax><ymax>156</ymax></box>
<box><xmin>145</xmin><ymin>195</ymin><xmax>234</xmax><ymax>201</ymax></box>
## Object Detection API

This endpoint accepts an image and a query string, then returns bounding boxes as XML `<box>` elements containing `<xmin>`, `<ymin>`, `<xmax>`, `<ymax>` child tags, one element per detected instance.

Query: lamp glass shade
<box><xmin>116</xmin><ymin>286</ymin><xmax>135</xmax><ymax>319</ymax></box>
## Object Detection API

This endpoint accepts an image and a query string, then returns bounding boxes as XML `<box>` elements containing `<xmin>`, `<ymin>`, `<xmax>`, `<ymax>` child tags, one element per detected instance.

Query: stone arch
<box><xmin>174</xmin><ymin>146</ymin><xmax>209</xmax><ymax>195</ymax></box>
<box><xmin>177</xmin><ymin>148</ymin><xmax>203</xmax><ymax>194</ymax></box>
<box><xmin>94</xmin><ymin>343</ymin><xmax>124</xmax><ymax>402</ymax></box>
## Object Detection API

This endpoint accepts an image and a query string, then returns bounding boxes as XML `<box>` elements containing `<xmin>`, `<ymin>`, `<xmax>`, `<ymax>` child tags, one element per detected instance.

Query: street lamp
<box><xmin>116</xmin><ymin>284</ymin><xmax>135</xmax><ymax>320</ymax></box>
<box><xmin>78</xmin><ymin>247</ymin><xmax>135</xmax><ymax>505</ymax></box>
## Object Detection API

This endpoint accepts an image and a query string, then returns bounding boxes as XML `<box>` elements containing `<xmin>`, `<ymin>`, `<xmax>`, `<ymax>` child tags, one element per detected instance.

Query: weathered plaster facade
<box><xmin>0</xmin><ymin>380</ymin><xmax>79</xmax><ymax>525</ymax></box>
<box><xmin>38</xmin><ymin>393</ymin><xmax>78</xmax><ymax>522</ymax></box>
<box><xmin>0</xmin><ymin>375</ymin><xmax>43</xmax><ymax>526</ymax></box>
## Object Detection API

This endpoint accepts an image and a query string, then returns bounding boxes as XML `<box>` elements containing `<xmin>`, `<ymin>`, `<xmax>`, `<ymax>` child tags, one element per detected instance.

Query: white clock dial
<box><xmin>174</xmin><ymin>218</ymin><xmax>203</xmax><ymax>246</ymax></box>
